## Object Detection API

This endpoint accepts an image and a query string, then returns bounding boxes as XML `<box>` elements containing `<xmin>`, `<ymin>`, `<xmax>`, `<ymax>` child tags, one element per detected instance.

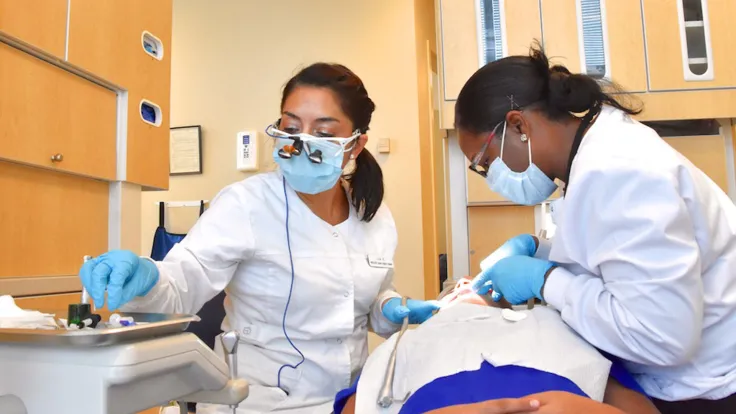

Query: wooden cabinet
<box><xmin>664</xmin><ymin>135</ymin><xmax>729</xmax><ymax>192</ymax></box>
<box><xmin>0</xmin><ymin>0</ymin><xmax>67</xmax><ymax>58</ymax></box>
<box><xmin>14</xmin><ymin>292</ymin><xmax>82</xmax><ymax>313</ymax></box>
<box><xmin>126</xmin><ymin>86</ymin><xmax>171</xmax><ymax>190</ymax></box>
<box><xmin>68</xmin><ymin>0</ymin><xmax>173</xmax><ymax>189</ymax></box>
<box><xmin>504</xmin><ymin>0</ymin><xmax>543</xmax><ymax>55</ymax></box>
<box><xmin>435</xmin><ymin>0</ymin><xmax>736</xmax><ymax>128</ymax></box>
<box><xmin>468</xmin><ymin>205</ymin><xmax>535</xmax><ymax>273</ymax></box>
<box><xmin>0</xmin><ymin>162</ymin><xmax>109</xmax><ymax>279</ymax></box>
<box><xmin>0</xmin><ymin>43</ymin><xmax>117</xmax><ymax>180</ymax></box>
<box><xmin>0</xmin><ymin>0</ymin><xmax>171</xmax><ymax>304</ymax></box>
<box><xmin>67</xmin><ymin>0</ymin><xmax>172</xmax><ymax>90</ymax></box>
<box><xmin>605</xmin><ymin>0</ymin><xmax>648</xmax><ymax>93</ymax></box>
<box><xmin>438</xmin><ymin>0</ymin><xmax>479</xmax><ymax>102</ymax></box>
<box><xmin>541</xmin><ymin>0</ymin><xmax>647</xmax><ymax>93</ymax></box>
<box><xmin>437</xmin><ymin>0</ymin><xmax>541</xmax><ymax>103</ymax></box>
<box><xmin>642</xmin><ymin>0</ymin><xmax>736</xmax><ymax>91</ymax></box>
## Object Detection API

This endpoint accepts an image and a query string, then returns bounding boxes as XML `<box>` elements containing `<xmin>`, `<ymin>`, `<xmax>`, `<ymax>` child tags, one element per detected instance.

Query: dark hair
<box><xmin>455</xmin><ymin>44</ymin><xmax>641</xmax><ymax>134</ymax></box>
<box><xmin>282</xmin><ymin>63</ymin><xmax>383</xmax><ymax>222</ymax></box>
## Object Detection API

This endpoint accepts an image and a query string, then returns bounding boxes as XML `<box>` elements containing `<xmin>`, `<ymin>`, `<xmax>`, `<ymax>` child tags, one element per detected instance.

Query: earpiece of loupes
<box><xmin>377</xmin><ymin>297</ymin><xmax>412</xmax><ymax>408</ymax></box>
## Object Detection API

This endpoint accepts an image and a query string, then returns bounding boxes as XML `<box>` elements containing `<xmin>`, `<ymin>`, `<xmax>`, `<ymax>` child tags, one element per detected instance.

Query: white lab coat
<box><xmin>123</xmin><ymin>171</ymin><xmax>402</xmax><ymax>413</ymax></box>
<box><xmin>539</xmin><ymin>106</ymin><xmax>736</xmax><ymax>401</ymax></box>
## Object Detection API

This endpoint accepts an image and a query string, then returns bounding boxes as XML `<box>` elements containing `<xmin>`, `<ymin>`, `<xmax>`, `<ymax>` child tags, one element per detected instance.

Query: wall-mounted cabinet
<box><xmin>0</xmin><ymin>0</ymin><xmax>67</xmax><ymax>58</ymax></box>
<box><xmin>435</xmin><ymin>0</ymin><xmax>736</xmax><ymax>129</ymax></box>
<box><xmin>643</xmin><ymin>0</ymin><xmax>736</xmax><ymax>91</ymax></box>
<box><xmin>541</xmin><ymin>0</ymin><xmax>648</xmax><ymax>93</ymax></box>
<box><xmin>439</xmin><ymin>0</ymin><xmax>542</xmax><ymax>102</ymax></box>
<box><xmin>0</xmin><ymin>162</ymin><xmax>109</xmax><ymax>279</ymax></box>
<box><xmin>0</xmin><ymin>43</ymin><xmax>117</xmax><ymax>180</ymax></box>
<box><xmin>68</xmin><ymin>0</ymin><xmax>172</xmax><ymax>189</ymax></box>
<box><xmin>0</xmin><ymin>2</ymin><xmax>172</xmax><ymax>302</ymax></box>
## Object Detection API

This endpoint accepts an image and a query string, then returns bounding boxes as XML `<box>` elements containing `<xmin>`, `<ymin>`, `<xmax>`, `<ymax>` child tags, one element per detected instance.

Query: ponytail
<box><xmin>345</xmin><ymin>149</ymin><xmax>383</xmax><ymax>222</ymax></box>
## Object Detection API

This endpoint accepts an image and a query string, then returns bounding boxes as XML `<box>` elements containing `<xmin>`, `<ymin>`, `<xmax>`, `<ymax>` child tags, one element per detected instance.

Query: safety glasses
<box><xmin>468</xmin><ymin>121</ymin><xmax>505</xmax><ymax>178</ymax></box>
<box><xmin>265</xmin><ymin>122</ymin><xmax>360</xmax><ymax>164</ymax></box>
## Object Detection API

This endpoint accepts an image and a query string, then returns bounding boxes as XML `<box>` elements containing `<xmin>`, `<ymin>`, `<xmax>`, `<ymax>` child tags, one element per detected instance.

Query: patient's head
<box><xmin>437</xmin><ymin>278</ymin><xmax>511</xmax><ymax>310</ymax></box>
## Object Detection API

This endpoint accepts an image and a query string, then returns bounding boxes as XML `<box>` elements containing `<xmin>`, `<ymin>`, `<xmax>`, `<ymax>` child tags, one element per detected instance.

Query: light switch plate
<box><xmin>377</xmin><ymin>137</ymin><xmax>391</xmax><ymax>153</ymax></box>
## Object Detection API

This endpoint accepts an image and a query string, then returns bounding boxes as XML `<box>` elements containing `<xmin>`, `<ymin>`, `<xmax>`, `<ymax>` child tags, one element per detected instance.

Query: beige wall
<box><xmin>140</xmin><ymin>0</ymin><xmax>431</xmax><ymax>306</ymax></box>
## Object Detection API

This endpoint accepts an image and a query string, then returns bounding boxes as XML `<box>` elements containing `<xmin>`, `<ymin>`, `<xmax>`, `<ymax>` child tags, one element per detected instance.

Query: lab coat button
<box><xmin>243</xmin><ymin>327</ymin><xmax>251</xmax><ymax>335</ymax></box>
<box><xmin>343</xmin><ymin>291</ymin><xmax>350</xmax><ymax>298</ymax></box>
<box><xmin>337</xmin><ymin>339</ymin><xmax>343</xmax><ymax>344</ymax></box>
<box><xmin>332</xmin><ymin>232</ymin><xmax>339</xmax><ymax>238</ymax></box>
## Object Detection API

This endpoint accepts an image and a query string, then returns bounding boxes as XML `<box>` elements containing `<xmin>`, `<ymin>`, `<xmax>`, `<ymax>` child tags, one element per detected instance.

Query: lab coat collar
<box><xmin>560</xmin><ymin>105</ymin><xmax>622</xmax><ymax>196</ymax></box>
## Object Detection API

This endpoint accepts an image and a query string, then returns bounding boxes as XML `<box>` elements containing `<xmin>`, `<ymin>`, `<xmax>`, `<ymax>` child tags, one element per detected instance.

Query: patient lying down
<box><xmin>335</xmin><ymin>278</ymin><xmax>659</xmax><ymax>414</ymax></box>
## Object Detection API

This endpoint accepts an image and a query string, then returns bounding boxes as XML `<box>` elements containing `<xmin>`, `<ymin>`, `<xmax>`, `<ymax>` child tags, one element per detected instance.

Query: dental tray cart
<box><xmin>0</xmin><ymin>312</ymin><xmax>249</xmax><ymax>414</ymax></box>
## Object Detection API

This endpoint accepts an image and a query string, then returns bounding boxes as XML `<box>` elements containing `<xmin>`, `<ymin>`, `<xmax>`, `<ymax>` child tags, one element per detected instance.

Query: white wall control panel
<box><xmin>377</xmin><ymin>137</ymin><xmax>391</xmax><ymax>153</ymax></box>
<box><xmin>236</xmin><ymin>131</ymin><xmax>258</xmax><ymax>171</ymax></box>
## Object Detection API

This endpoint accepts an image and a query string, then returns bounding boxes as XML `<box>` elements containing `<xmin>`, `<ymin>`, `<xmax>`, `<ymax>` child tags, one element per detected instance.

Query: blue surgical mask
<box><xmin>485</xmin><ymin>122</ymin><xmax>558</xmax><ymax>205</ymax></box>
<box><xmin>273</xmin><ymin>138</ymin><xmax>347</xmax><ymax>194</ymax></box>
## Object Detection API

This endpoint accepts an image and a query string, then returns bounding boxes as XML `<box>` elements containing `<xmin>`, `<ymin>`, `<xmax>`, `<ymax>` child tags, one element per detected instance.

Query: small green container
<box><xmin>67</xmin><ymin>303</ymin><xmax>92</xmax><ymax>326</ymax></box>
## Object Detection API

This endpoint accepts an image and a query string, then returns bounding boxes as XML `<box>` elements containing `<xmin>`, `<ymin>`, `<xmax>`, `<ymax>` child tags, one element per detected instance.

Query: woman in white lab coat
<box><xmin>457</xmin><ymin>47</ymin><xmax>736</xmax><ymax>414</ymax></box>
<box><xmin>79</xmin><ymin>63</ymin><xmax>439</xmax><ymax>413</ymax></box>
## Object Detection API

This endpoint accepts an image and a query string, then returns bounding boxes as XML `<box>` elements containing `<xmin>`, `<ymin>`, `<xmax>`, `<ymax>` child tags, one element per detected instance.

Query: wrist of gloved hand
<box><xmin>382</xmin><ymin>297</ymin><xmax>440</xmax><ymax>325</ymax></box>
<box><xmin>482</xmin><ymin>256</ymin><xmax>556</xmax><ymax>305</ymax></box>
<box><xmin>136</xmin><ymin>258</ymin><xmax>160</xmax><ymax>297</ymax></box>
<box><xmin>539</xmin><ymin>264</ymin><xmax>559</xmax><ymax>301</ymax></box>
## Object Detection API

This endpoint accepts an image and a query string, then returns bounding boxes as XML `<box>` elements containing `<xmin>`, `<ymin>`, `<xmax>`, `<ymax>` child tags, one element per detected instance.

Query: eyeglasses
<box><xmin>468</xmin><ymin>121</ymin><xmax>504</xmax><ymax>178</ymax></box>
<box><xmin>265</xmin><ymin>121</ymin><xmax>360</xmax><ymax>164</ymax></box>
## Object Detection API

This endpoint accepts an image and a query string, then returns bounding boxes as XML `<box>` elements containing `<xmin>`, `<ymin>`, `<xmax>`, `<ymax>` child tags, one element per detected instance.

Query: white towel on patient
<box><xmin>355</xmin><ymin>304</ymin><xmax>612</xmax><ymax>414</ymax></box>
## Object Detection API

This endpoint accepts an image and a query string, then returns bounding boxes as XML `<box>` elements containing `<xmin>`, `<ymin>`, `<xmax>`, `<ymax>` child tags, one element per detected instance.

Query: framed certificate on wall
<box><xmin>169</xmin><ymin>125</ymin><xmax>202</xmax><ymax>175</ymax></box>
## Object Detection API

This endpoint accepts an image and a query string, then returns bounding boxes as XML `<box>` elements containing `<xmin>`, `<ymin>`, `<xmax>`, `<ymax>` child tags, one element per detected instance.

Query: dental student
<box><xmin>79</xmin><ymin>63</ymin><xmax>439</xmax><ymax>413</ymax></box>
<box><xmin>457</xmin><ymin>46</ymin><xmax>736</xmax><ymax>414</ymax></box>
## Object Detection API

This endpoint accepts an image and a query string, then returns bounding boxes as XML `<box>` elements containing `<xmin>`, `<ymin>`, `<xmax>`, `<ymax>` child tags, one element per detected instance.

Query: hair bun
<box><xmin>547</xmin><ymin>70</ymin><xmax>600</xmax><ymax>114</ymax></box>
<box><xmin>528</xmin><ymin>46</ymin><xmax>551</xmax><ymax>81</ymax></box>
<box><xmin>549</xmin><ymin>65</ymin><xmax>571</xmax><ymax>75</ymax></box>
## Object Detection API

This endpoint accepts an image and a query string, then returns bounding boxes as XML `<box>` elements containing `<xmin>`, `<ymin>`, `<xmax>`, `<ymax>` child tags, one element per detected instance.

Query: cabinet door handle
<box><xmin>50</xmin><ymin>153</ymin><xmax>64</xmax><ymax>162</ymax></box>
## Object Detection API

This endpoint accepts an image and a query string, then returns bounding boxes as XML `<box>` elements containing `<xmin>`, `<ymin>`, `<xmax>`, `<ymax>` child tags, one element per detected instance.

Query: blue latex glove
<box><xmin>476</xmin><ymin>256</ymin><xmax>556</xmax><ymax>305</ymax></box>
<box><xmin>471</xmin><ymin>234</ymin><xmax>539</xmax><ymax>298</ymax></box>
<box><xmin>79</xmin><ymin>250</ymin><xmax>160</xmax><ymax>310</ymax></box>
<box><xmin>479</xmin><ymin>234</ymin><xmax>538</xmax><ymax>272</ymax></box>
<box><xmin>382</xmin><ymin>298</ymin><xmax>441</xmax><ymax>324</ymax></box>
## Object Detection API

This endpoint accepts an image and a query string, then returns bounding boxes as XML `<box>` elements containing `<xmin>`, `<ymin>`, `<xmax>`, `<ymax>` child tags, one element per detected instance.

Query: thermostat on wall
<box><xmin>236</xmin><ymin>131</ymin><xmax>259</xmax><ymax>171</ymax></box>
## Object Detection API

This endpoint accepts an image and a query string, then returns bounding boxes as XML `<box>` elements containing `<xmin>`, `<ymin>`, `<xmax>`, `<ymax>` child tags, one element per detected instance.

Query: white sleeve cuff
<box><xmin>120</xmin><ymin>261</ymin><xmax>170</xmax><ymax>312</ymax></box>
<box><xmin>542</xmin><ymin>266</ymin><xmax>575</xmax><ymax>310</ymax></box>
<box><xmin>370</xmin><ymin>289</ymin><xmax>402</xmax><ymax>337</ymax></box>
<box><xmin>534</xmin><ymin>238</ymin><xmax>553</xmax><ymax>260</ymax></box>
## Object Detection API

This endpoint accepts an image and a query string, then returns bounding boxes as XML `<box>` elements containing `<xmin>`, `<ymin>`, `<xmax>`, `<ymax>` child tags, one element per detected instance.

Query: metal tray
<box><xmin>0</xmin><ymin>312</ymin><xmax>200</xmax><ymax>347</ymax></box>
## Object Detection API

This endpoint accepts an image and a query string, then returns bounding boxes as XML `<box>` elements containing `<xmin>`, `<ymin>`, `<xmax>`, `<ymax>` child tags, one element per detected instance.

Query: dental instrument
<box><xmin>377</xmin><ymin>297</ymin><xmax>411</xmax><ymax>408</ymax></box>
<box><xmin>81</xmin><ymin>255</ymin><xmax>93</xmax><ymax>306</ymax></box>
